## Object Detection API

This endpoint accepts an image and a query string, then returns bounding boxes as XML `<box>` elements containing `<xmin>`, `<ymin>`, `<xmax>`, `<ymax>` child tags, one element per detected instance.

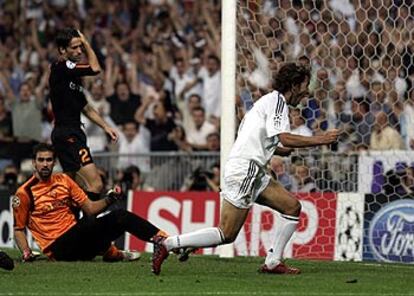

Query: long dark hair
<box><xmin>55</xmin><ymin>27</ymin><xmax>80</xmax><ymax>51</ymax></box>
<box><xmin>272</xmin><ymin>63</ymin><xmax>311</xmax><ymax>94</ymax></box>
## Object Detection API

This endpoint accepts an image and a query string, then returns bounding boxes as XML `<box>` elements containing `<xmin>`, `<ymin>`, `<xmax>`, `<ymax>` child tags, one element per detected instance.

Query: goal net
<box><xmin>226</xmin><ymin>0</ymin><xmax>414</xmax><ymax>263</ymax></box>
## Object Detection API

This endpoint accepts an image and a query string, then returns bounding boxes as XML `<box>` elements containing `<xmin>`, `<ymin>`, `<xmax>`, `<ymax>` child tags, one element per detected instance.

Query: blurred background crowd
<box><xmin>237</xmin><ymin>0</ymin><xmax>414</xmax><ymax>194</ymax></box>
<box><xmin>0</xmin><ymin>0</ymin><xmax>413</xmax><ymax>194</ymax></box>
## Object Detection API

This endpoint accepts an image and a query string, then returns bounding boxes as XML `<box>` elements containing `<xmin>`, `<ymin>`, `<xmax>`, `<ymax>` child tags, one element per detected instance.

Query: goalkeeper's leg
<box><xmin>49</xmin><ymin>210</ymin><xmax>166</xmax><ymax>261</ymax></box>
<box><xmin>95</xmin><ymin>209</ymin><xmax>166</xmax><ymax>243</ymax></box>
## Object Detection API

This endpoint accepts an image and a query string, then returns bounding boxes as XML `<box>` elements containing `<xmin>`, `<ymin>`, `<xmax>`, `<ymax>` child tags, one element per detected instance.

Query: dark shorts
<box><xmin>51</xmin><ymin>126</ymin><xmax>93</xmax><ymax>172</ymax></box>
<box><xmin>48</xmin><ymin>209</ymin><xmax>157</xmax><ymax>261</ymax></box>
<box><xmin>48</xmin><ymin>214</ymin><xmax>113</xmax><ymax>261</ymax></box>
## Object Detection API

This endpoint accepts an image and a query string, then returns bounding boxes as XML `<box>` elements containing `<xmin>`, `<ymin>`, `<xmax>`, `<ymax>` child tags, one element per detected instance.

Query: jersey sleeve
<box><xmin>266</xmin><ymin>98</ymin><xmax>290</xmax><ymax>138</ymax></box>
<box><xmin>13</xmin><ymin>189</ymin><xmax>31</xmax><ymax>231</ymax></box>
<box><xmin>64</xmin><ymin>175</ymin><xmax>88</xmax><ymax>207</ymax></box>
<box><xmin>60</xmin><ymin>60</ymin><xmax>98</xmax><ymax>77</ymax></box>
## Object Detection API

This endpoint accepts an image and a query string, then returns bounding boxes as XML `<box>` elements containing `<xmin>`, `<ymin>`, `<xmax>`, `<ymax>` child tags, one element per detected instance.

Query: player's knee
<box><xmin>220</xmin><ymin>228</ymin><xmax>238</xmax><ymax>243</ymax></box>
<box><xmin>109</xmin><ymin>209</ymin><xmax>129</xmax><ymax>226</ymax></box>
<box><xmin>88</xmin><ymin>178</ymin><xmax>103</xmax><ymax>193</ymax></box>
<box><xmin>112</xmin><ymin>208</ymin><xmax>127</xmax><ymax>216</ymax></box>
<box><xmin>286</xmin><ymin>199</ymin><xmax>301</xmax><ymax>216</ymax></box>
<box><xmin>223</xmin><ymin>235</ymin><xmax>237</xmax><ymax>244</ymax></box>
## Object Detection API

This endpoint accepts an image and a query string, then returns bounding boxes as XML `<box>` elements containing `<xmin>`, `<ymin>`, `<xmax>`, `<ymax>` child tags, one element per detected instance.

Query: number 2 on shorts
<box><xmin>79</xmin><ymin>148</ymin><xmax>91</xmax><ymax>165</ymax></box>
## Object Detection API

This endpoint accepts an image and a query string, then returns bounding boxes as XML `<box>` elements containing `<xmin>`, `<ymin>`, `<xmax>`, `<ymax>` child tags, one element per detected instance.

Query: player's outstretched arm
<box><xmin>278</xmin><ymin>129</ymin><xmax>339</xmax><ymax>148</ymax></box>
<box><xmin>77</xmin><ymin>30</ymin><xmax>101</xmax><ymax>73</ymax></box>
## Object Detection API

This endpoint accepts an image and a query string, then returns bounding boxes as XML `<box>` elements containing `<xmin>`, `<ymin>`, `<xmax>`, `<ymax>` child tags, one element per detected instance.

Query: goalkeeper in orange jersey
<box><xmin>13</xmin><ymin>143</ymin><xmax>167</xmax><ymax>264</ymax></box>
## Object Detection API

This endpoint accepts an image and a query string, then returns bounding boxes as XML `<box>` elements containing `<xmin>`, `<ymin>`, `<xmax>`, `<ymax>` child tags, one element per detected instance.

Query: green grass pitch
<box><xmin>1</xmin><ymin>248</ymin><xmax>413</xmax><ymax>295</ymax></box>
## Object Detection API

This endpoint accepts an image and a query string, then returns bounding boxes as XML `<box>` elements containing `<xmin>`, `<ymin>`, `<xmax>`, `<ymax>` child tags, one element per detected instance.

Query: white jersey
<box><xmin>228</xmin><ymin>91</ymin><xmax>290</xmax><ymax>167</ymax></box>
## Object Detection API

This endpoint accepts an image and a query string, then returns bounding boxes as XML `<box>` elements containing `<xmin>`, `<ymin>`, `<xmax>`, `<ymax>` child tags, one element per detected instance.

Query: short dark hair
<box><xmin>123</xmin><ymin>121</ymin><xmax>139</xmax><ymax>129</ymax></box>
<box><xmin>192</xmin><ymin>106</ymin><xmax>205</xmax><ymax>114</ymax></box>
<box><xmin>32</xmin><ymin>143</ymin><xmax>56</xmax><ymax>159</ymax></box>
<box><xmin>55</xmin><ymin>28</ymin><xmax>80</xmax><ymax>50</ymax></box>
<box><xmin>125</xmin><ymin>165</ymin><xmax>141</xmax><ymax>177</ymax></box>
<box><xmin>174</xmin><ymin>57</ymin><xmax>185</xmax><ymax>64</ymax></box>
<box><xmin>298</xmin><ymin>55</ymin><xmax>310</xmax><ymax>64</ymax></box>
<box><xmin>272</xmin><ymin>63</ymin><xmax>311</xmax><ymax>94</ymax></box>
<box><xmin>207</xmin><ymin>54</ymin><xmax>220</xmax><ymax>64</ymax></box>
<box><xmin>207</xmin><ymin>132</ymin><xmax>219</xmax><ymax>140</ymax></box>
<box><xmin>115</xmin><ymin>81</ymin><xmax>130</xmax><ymax>91</ymax></box>
<box><xmin>353</xmin><ymin>96</ymin><xmax>370</xmax><ymax>113</ymax></box>
<box><xmin>274</xmin><ymin>51</ymin><xmax>285</xmax><ymax>61</ymax></box>
<box><xmin>189</xmin><ymin>94</ymin><xmax>202</xmax><ymax>103</ymax></box>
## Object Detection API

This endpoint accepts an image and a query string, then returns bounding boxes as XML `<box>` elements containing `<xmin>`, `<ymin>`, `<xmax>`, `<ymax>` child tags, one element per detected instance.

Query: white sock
<box><xmin>264</xmin><ymin>214</ymin><xmax>299</xmax><ymax>268</ymax></box>
<box><xmin>164</xmin><ymin>227</ymin><xmax>224</xmax><ymax>251</ymax></box>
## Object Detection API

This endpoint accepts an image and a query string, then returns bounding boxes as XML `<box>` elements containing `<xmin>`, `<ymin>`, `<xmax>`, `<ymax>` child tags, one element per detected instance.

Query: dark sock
<box><xmin>86</xmin><ymin>191</ymin><xmax>101</xmax><ymax>201</ymax></box>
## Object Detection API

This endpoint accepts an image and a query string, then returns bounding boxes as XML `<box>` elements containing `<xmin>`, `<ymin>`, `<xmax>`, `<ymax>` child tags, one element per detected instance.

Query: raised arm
<box><xmin>104</xmin><ymin>55</ymin><xmax>118</xmax><ymax>97</ymax></box>
<box><xmin>34</xmin><ymin>63</ymin><xmax>50</xmax><ymax>106</ymax></box>
<box><xmin>127</xmin><ymin>52</ymin><xmax>140</xmax><ymax>95</ymax></box>
<box><xmin>77</xmin><ymin>30</ymin><xmax>101</xmax><ymax>73</ymax></box>
<box><xmin>134</xmin><ymin>95</ymin><xmax>152</xmax><ymax>125</ymax></box>
<box><xmin>30</xmin><ymin>19</ymin><xmax>47</xmax><ymax>60</ymax></box>
<box><xmin>0</xmin><ymin>71</ymin><xmax>14</xmax><ymax>104</ymax></box>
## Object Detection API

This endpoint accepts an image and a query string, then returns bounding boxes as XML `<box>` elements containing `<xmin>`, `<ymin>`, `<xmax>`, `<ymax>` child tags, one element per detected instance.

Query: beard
<box><xmin>38</xmin><ymin>168</ymin><xmax>52</xmax><ymax>180</ymax></box>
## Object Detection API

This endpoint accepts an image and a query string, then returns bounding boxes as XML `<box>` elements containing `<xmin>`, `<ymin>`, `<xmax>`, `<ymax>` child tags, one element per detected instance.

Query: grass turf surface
<box><xmin>1</xmin><ymin>249</ymin><xmax>413</xmax><ymax>295</ymax></box>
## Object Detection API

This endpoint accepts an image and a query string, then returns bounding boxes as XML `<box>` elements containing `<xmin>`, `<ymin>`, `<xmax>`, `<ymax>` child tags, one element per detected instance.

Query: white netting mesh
<box><xmin>234</xmin><ymin>0</ymin><xmax>414</xmax><ymax>261</ymax></box>
<box><xmin>236</xmin><ymin>0</ymin><xmax>414</xmax><ymax>194</ymax></box>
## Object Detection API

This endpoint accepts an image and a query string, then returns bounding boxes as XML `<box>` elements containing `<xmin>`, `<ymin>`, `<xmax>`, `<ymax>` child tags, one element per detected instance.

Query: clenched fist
<box><xmin>321</xmin><ymin>129</ymin><xmax>340</xmax><ymax>145</ymax></box>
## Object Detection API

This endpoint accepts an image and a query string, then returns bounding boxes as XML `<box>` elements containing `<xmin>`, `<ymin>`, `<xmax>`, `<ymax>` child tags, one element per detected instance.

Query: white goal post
<box><xmin>218</xmin><ymin>0</ymin><xmax>237</xmax><ymax>258</ymax></box>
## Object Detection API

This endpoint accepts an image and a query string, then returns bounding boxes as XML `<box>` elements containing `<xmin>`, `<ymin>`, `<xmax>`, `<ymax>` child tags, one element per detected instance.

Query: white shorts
<box><xmin>221</xmin><ymin>158</ymin><xmax>271</xmax><ymax>209</ymax></box>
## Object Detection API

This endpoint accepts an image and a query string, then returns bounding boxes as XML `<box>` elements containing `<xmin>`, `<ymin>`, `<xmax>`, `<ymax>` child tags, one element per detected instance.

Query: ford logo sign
<box><xmin>369</xmin><ymin>199</ymin><xmax>414</xmax><ymax>263</ymax></box>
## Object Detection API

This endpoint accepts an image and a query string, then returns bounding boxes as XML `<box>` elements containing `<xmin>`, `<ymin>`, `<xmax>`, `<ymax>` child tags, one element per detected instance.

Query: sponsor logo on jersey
<box><xmin>369</xmin><ymin>199</ymin><xmax>414</xmax><ymax>263</ymax></box>
<box><xmin>69</xmin><ymin>82</ymin><xmax>84</xmax><ymax>93</ymax></box>
<box><xmin>11</xmin><ymin>195</ymin><xmax>20</xmax><ymax>208</ymax></box>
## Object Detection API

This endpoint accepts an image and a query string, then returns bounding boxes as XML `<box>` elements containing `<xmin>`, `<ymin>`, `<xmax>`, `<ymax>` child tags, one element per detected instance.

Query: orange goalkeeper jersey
<box><xmin>13</xmin><ymin>173</ymin><xmax>87</xmax><ymax>254</ymax></box>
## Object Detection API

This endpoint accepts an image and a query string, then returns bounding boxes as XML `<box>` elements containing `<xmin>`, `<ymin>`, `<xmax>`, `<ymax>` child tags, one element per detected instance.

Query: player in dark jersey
<box><xmin>48</xmin><ymin>29</ymin><xmax>142</xmax><ymax>261</ymax></box>
<box><xmin>49</xmin><ymin>28</ymin><xmax>118</xmax><ymax>200</ymax></box>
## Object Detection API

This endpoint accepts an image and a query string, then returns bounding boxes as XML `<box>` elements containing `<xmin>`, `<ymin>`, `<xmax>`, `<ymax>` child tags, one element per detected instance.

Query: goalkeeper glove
<box><xmin>105</xmin><ymin>185</ymin><xmax>123</xmax><ymax>205</ymax></box>
<box><xmin>22</xmin><ymin>248</ymin><xmax>38</xmax><ymax>262</ymax></box>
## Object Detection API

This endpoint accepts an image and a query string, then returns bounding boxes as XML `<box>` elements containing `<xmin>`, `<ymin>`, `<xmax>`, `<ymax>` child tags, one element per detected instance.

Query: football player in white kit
<box><xmin>152</xmin><ymin>63</ymin><xmax>339</xmax><ymax>275</ymax></box>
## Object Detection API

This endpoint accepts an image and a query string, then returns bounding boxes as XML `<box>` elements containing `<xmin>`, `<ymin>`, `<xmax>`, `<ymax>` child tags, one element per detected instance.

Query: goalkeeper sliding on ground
<box><xmin>12</xmin><ymin>143</ymin><xmax>167</xmax><ymax>267</ymax></box>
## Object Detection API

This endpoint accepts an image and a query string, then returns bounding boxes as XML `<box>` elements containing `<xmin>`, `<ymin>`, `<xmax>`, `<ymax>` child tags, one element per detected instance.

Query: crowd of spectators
<box><xmin>0</xmin><ymin>0</ymin><xmax>221</xmax><ymax>189</ymax></box>
<box><xmin>238</xmin><ymin>0</ymin><xmax>414</xmax><ymax>151</ymax></box>
<box><xmin>237</xmin><ymin>0</ymin><xmax>414</xmax><ymax>193</ymax></box>
<box><xmin>0</xmin><ymin>0</ymin><xmax>413</xmax><ymax>193</ymax></box>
